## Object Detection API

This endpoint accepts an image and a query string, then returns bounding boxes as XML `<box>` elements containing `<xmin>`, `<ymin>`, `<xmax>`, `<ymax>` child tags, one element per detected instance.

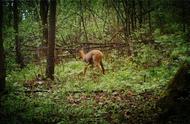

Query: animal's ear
<box><xmin>78</xmin><ymin>48</ymin><xmax>83</xmax><ymax>58</ymax></box>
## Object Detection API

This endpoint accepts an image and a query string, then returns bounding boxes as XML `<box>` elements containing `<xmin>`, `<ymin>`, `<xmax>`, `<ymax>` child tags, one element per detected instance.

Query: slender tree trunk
<box><xmin>148</xmin><ymin>0</ymin><xmax>152</xmax><ymax>32</ymax></box>
<box><xmin>182</xmin><ymin>0</ymin><xmax>186</xmax><ymax>32</ymax></box>
<box><xmin>79</xmin><ymin>0</ymin><xmax>88</xmax><ymax>42</ymax></box>
<box><xmin>46</xmin><ymin>0</ymin><xmax>56</xmax><ymax>80</ymax></box>
<box><xmin>131</xmin><ymin>0</ymin><xmax>135</xmax><ymax>31</ymax></box>
<box><xmin>13</xmin><ymin>0</ymin><xmax>24</xmax><ymax>68</ymax></box>
<box><xmin>40</xmin><ymin>0</ymin><xmax>48</xmax><ymax>46</ymax></box>
<box><xmin>126</xmin><ymin>0</ymin><xmax>130</xmax><ymax>35</ymax></box>
<box><xmin>134</xmin><ymin>1</ymin><xmax>137</xmax><ymax>29</ymax></box>
<box><xmin>122</xmin><ymin>0</ymin><xmax>128</xmax><ymax>36</ymax></box>
<box><xmin>139</xmin><ymin>0</ymin><xmax>143</xmax><ymax>28</ymax></box>
<box><xmin>8</xmin><ymin>1</ymin><xmax>13</xmax><ymax>26</ymax></box>
<box><xmin>121</xmin><ymin>0</ymin><xmax>132</xmax><ymax>56</ymax></box>
<box><xmin>0</xmin><ymin>0</ymin><xmax>6</xmax><ymax>92</ymax></box>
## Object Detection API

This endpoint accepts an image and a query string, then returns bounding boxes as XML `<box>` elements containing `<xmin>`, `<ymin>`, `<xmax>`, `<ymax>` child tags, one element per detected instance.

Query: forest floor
<box><xmin>1</xmin><ymin>32</ymin><xmax>189</xmax><ymax>123</ymax></box>
<box><xmin>0</xmin><ymin>57</ymin><xmax>178</xmax><ymax>124</ymax></box>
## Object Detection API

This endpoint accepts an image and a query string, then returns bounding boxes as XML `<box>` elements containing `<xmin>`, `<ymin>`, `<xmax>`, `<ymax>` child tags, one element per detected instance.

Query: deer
<box><xmin>79</xmin><ymin>48</ymin><xmax>105</xmax><ymax>76</ymax></box>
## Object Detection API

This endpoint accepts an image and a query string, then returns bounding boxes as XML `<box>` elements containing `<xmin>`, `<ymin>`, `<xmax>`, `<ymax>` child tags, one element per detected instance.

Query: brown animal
<box><xmin>79</xmin><ymin>49</ymin><xmax>105</xmax><ymax>75</ymax></box>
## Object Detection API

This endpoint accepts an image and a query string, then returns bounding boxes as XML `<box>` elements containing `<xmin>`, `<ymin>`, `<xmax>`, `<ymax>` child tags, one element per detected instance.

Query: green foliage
<box><xmin>1</xmin><ymin>42</ymin><xmax>186</xmax><ymax>123</ymax></box>
<box><xmin>153</xmin><ymin>29</ymin><xmax>189</xmax><ymax>64</ymax></box>
<box><xmin>2</xmin><ymin>0</ymin><xmax>190</xmax><ymax>123</ymax></box>
<box><xmin>3</xmin><ymin>24</ymin><xmax>189</xmax><ymax>122</ymax></box>
<box><xmin>134</xmin><ymin>44</ymin><xmax>161</xmax><ymax>65</ymax></box>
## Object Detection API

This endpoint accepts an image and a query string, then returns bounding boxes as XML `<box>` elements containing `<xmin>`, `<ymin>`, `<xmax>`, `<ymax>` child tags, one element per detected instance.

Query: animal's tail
<box><xmin>100</xmin><ymin>61</ymin><xmax>105</xmax><ymax>74</ymax></box>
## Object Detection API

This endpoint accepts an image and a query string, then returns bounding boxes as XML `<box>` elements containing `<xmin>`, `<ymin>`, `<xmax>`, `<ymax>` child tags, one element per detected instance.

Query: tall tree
<box><xmin>131</xmin><ymin>0</ymin><xmax>135</xmax><ymax>31</ymax></box>
<box><xmin>0</xmin><ymin>0</ymin><xmax>6</xmax><ymax>92</ymax></box>
<box><xmin>138</xmin><ymin>0</ymin><xmax>143</xmax><ymax>28</ymax></box>
<box><xmin>40</xmin><ymin>0</ymin><xmax>48</xmax><ymax>46</ymax></box>
<box><xmin>8</xmin><ymin>1</ymin><xmax>13</xmax><ymax>26</ymax></box>
<box><xmin>13</xmin><ymin>0</ymin><xmax>24</xmax><ymax>68</ymax></box>
<box><xmin>79</xmin><ymin>0</ymin><xmax>88</xmax><ymax>42</ymax></box>
<box><xmin>46</xmin><ymin>0</ymin><xmax>56</xmax><ymax>80</ymax></box>
<box><xmin>147</xmin><ymin>0</ymin><xmax>152</xmax><ymax>32</ymax></box>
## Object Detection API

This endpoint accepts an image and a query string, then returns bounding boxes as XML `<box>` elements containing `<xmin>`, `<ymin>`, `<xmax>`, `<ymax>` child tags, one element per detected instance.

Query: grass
<box><xmin>1</xmin><ymin>37</ymin><xmax>187</xmax><ymax>123</ymax></box>
<box><xmin>52</xmin><ymin>57</ymin><xmax>177</xmax><ymax>94</ymax></box>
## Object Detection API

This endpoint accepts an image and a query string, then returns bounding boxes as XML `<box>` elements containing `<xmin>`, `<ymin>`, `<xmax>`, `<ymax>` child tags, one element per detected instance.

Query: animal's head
<box><xmin>78</xmin><ymin>48</ymin><xmax>85</xmax><ymax>59</ymax></box>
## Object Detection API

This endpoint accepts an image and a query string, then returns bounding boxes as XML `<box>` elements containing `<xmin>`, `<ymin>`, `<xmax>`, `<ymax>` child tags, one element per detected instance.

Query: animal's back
<box><xmin>84</xmin><ymin>50</ymin><xmax>103</xmax><ymax>64</ymax></box>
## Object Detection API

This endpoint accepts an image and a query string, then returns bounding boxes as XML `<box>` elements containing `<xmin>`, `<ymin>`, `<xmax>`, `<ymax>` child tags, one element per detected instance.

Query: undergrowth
<box><xmin>1</xmin><ymin>31</ymin><xmax>189</xmax><ymax>124</ymax></box>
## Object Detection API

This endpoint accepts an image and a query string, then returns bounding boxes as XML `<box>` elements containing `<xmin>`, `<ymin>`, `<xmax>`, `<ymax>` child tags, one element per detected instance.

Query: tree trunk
<box><xmin>139</xmin><ymin>0</ymin><xmax>143</xmax><ymax>28</ymax></box>
<box><xmin>0</xmin><ymin>0</ymin><xmax>6</xmax><ymax>92</ymax></box>
<box><xmin>182</xmin><ymin>0</ymin><xmax>186</xmax><ymax>32</ymax></box>
<box><xmin>13</xmin><ymin>0</ymin><xmax>24</xmax><ymax>68</ymax></box>
<box><xmin>126</xmin><ymin>0</ymin><xmax>130</xmax><ymax>35</ymax></box>
<box><xmin>131</xmin><ymin>0</ymin><xmax>135</xmax><ymax>31</ymax></box>
<box><xmin>134</xmin><ymin>1</ymin><xmax>137</xmax><ymax>29</ymax></box>
<box><xmin>40</xmin><ymin>0</ymin><xmax>48</xmax><ymax>46</ymax></box>
<box><xmin>46</xmin><ymin>0</ymin><xmax>56</xmax><ymax>80</ymax></box>
<box><xmin>8</xmin><ymin>1</ymin><xmax>13</xmax><ymax>26</ymax></box>
<box><xmin>148</xmin><ymin>0</ymin><xmax>152</xmax><ymax>32</ymax></box>
<box><xmin>121</xmin><ymin>0</ymin><xmax>132</xmax><ymax>56</ymax></box>
<box><xmin>79</xmin><ymin>0</ymin><xmax>88</xmax><ymax>42</ymax></box>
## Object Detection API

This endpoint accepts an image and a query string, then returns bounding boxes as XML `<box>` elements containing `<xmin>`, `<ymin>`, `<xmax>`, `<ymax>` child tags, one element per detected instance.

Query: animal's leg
<box><xmin>97</xmin><ymin>63</ymin><xmax>103</xmax><ymax>73</ymax></box>
<box><xmin>100</xmin><ymin>61</ymin><xmax>105</xmax><ymax>74</ymax></box>
<box><xmin>83</xmin><ymin>64</ymin><xmax>89</xmax><ymax>76</ymax></box>
<box><xmin>92</xmin><ymin>55</ymin><xmax>103</xmax><ymax>73</ymax></box>
<box><xmin>94</xmin><ymin>62</ymin><xmax>102</xmax><ymax>73</ymax></box>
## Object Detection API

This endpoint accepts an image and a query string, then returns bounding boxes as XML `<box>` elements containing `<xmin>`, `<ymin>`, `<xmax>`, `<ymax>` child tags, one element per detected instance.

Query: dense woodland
<box><xmin>0</xmin><ymin>0</ymin><xmax>190</xmax><ymax>123</ymax></box>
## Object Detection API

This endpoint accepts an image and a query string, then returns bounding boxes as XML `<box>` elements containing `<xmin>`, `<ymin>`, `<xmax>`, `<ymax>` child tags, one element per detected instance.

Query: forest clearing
<box><xmin>0</xmin><ymin>0</ymin><xmax>190</xmax><ymax>124</ymax></box>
